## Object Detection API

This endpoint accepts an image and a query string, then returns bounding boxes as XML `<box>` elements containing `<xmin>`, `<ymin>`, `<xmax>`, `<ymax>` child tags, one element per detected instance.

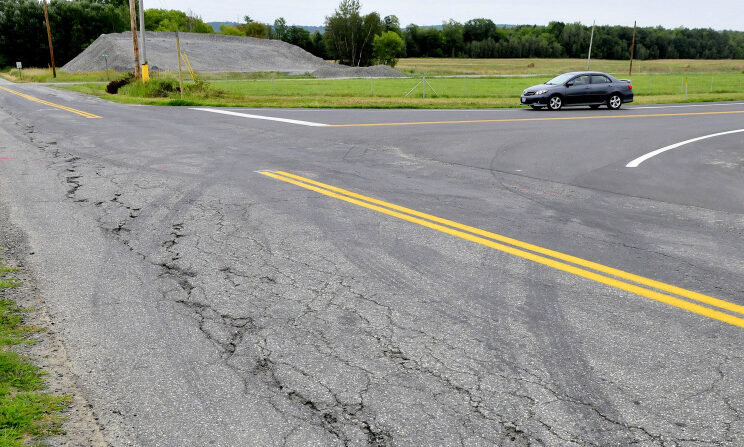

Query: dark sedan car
<box><xmin>520</xmin><ymin>72</ymin><xmax>633</xmax><ymax>110</ymax></box>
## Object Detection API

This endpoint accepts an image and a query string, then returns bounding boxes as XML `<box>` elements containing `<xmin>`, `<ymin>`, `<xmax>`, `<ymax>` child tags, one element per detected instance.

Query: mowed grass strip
<box><xmin>0</xmin><ymin>67</ymin><xmax>310</xmax><ymax>84</ymax></box>
<box><xmin>211</xmin><ymin>73</ymin><xmax>744</xmax><ymax>97</ymax></box>
<box><xmin>0</xmin><ymin>262</ymin><xmax>69</xmax><ymax>447</ymax></box>
<box><xmin>57</xmin><ymin>72</ymin><xmax>744</xmax><ymax>109</ymax></box>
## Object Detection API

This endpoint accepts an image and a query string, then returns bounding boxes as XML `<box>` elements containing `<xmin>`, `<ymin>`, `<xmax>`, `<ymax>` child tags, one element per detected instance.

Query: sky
<box><xmin>146</xmin><ymin>0</ymin><xmax>744</xmax><ymax>31</ymax></box>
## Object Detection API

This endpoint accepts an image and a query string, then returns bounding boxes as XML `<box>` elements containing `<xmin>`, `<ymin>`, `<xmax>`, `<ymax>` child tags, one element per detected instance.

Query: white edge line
<box><xmin>190</xmin><ymin>107</ymin><xmax>328</xmax><ymax>127</ymax></box>
<box><xmin>626</xmin><ymin>128</ymin><xmax>744</xmax><ymax>167</ymax></box>
<box><xmin>630</xmin><ymin>102</ymin><xmax>744</xmax><ymax>110</ymax></box>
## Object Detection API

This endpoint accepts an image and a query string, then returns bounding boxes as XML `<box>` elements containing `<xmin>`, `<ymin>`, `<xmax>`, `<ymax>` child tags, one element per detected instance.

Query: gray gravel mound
<box><xmin>63</xmin><ymin>32</ymin><xmax>325</xmax><ymax>74</ymax></box>
<box><xmin>62</xmin><ymin>32</ymin><xmax>404</xmax><ymax>78</ymax></box>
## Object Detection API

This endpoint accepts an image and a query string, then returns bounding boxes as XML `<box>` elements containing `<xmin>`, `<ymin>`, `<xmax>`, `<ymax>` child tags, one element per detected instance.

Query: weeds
<box><xmin>0</xmin><ymin>263</ymin><xmax>68</xmax><ymax>446</ymax></box>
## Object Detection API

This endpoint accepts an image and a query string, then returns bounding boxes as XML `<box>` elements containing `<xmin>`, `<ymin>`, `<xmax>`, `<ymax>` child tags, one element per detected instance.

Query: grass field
<box><xmin>57</xmin><ymin>70</ymin><xmax>744</xmax><ymax>109</ymax></box>
<box><xmin>5</xmin><ymin>58</ymin><xmax>744</xmax><ymax>83</ymax></box>
<box><xmin>397</xmin><ymin>58</ymin><xmax>744</xmax><ymax>76</ymax></box>
<box><xmin>0</xmin><ymin>261</ymin><xmax>68</xmax><ymax>447</ymax></box>
<box><xmin>7</xmin><ymin>57</ymin><xmax>742</xmax><ymax>108</ymax></box>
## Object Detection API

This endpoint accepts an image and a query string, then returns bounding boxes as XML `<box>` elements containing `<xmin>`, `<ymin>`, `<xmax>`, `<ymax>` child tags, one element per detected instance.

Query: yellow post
<box><xmin>141</xmin><ymin>63</ymin><xmax>150</xmax><ymax>82</ymax></box>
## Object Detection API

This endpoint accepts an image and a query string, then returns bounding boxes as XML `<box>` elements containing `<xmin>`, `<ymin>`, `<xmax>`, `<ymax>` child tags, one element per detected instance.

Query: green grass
<box><xmin>56</xmin><ymin>71</ymin><xmax>744</xmax><ymax>109</ymax></box>
<box><xmin>0</xmin><ymin>263</ymin><xmax>68</xmax><ymax>447</ymax></box>
<box><xmin>0</xmin><ymin>66</ymin><xmax>311</xmax><ymax>83</ymax></box>
<box><xmin>8</xmin><ymin>57</ymin><xmax>744</xmax><ymax>108</ymax></box>
<box><xmin>0</xmin><ymin>67</ymin><xmax>125</xmax><ymax>83</ymax></box>
<box><xmin>9</xmin><ymin>57</ymin><xmax>744</xmax><ymax>84</ymax></box>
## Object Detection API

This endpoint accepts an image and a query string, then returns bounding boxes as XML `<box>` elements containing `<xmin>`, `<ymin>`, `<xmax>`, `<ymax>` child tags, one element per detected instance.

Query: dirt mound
<box><xmin>62</xmin><ymin>32</ymin><xmax>404</xmax><ymax>78</ymax></box>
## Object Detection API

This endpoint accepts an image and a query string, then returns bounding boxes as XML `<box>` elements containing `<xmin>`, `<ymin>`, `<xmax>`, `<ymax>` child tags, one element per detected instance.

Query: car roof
<box><xmin>563</xmin><ymin>71</ymin><xmax>612</xmax><ymax>76</ymax></box>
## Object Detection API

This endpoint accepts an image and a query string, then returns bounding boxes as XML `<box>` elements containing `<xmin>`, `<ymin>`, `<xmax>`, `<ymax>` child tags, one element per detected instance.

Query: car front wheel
<box><xmin>608</xmin><ymin>94</ymin><xmax>623</xmax><ymax>110</ymax></box>
<box><xmin>548</xmin><ymin>95</ymin><xmax>563</xmax><ymax>111</ymax></box>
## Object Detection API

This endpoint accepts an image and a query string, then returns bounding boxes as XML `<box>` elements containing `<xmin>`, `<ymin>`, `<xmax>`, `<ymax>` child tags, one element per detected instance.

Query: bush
<box><xmin>184</xmin><ymin>79</ymin><xmax>208</xmax><ymax>94</ymax></box>
<box><xmin>120</xmin><ymin>78</ymin><xmax>179</xmax><ymax>97</ymax></box>
<box><xmin>147</xmin><ymin>78</ymin><xmax>179</xmax><ymax>97</ymax></box>
<box><xmin>106</xmin><ymin>73</ymin><xmax>133</xmax><ymax>94</ymax></box>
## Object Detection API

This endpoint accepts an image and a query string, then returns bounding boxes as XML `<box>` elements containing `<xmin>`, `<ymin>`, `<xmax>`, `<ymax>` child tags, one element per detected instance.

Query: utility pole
<box><xmin>42</xmin><ymin>0</ymin><xmax>56</xmax><ymax>78</ymax></box>
<box><xmin>128</xmin><ymin>0</ymin><xmax>141</xmax><ymax>79</ymax></box>
<box><xmin>586</xmin><ymin>20</ymin><xmax>595</xmax><ymax>70</ymax></box>
<box><xmin>176</xmin><ymin>30</ymin><xmax>185</xmax><ymax>99</ymax></box>
<box><xmin>628</xmin><ymin>20</ymin><xmax>637</xmax><ymax>77</ymax></box>
<box><xmin>138</xmin><ymin>0</ymin><xmax>149</xmax><ymax>81</ymax></box>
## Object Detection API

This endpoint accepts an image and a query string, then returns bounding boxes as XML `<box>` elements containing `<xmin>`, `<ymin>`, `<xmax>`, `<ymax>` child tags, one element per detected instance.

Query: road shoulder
<box><xmin>0</xmin><ymin>205</ymin><xmax>105</xmax><ymax>446</ymax></box>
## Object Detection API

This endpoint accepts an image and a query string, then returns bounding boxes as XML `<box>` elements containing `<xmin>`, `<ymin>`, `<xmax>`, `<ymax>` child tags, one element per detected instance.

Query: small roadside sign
<box><xmin>16</xmin><ymin>62</ymin><xmax>22</xmax><ymax>69</ymax></box>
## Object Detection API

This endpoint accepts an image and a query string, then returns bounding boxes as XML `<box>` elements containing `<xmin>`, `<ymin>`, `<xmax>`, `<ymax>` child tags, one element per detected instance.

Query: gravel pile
<box><xmin>62</xmin><ymin>32</ymin><xmax>404</xmax><ymax>78</ymax></box>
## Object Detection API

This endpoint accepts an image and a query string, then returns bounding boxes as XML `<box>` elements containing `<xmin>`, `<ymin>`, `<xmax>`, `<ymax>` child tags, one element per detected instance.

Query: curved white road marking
<box><xmin>626</xmin><ymin>129</ymin><xmax>744</xmax><ymax>167</ymax></box>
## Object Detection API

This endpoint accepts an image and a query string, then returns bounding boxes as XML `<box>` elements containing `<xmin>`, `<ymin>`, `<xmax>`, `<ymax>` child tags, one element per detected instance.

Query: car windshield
<box><xmin>545</xmin><ymin>73</ymin><xmax>575</xmax><ymax>85</ymax></box>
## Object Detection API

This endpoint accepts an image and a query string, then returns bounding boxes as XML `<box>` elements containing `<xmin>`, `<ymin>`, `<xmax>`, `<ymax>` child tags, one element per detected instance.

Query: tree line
<box><xmin>2</xmin><ymin>0</ymin><xmax>744</xmax><ymax>69</ymax></box>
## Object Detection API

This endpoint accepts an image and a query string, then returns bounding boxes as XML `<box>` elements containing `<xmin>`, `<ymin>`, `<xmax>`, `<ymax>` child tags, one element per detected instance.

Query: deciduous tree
<box><xmin>323</xmin><ymin>0</ymin><xmax>382</xmax><ymax>66</ymax></box>
<box><xmin>373</xmin><ymin>31</ymin><xmax>404</xmax><ymax>66</ymax></box>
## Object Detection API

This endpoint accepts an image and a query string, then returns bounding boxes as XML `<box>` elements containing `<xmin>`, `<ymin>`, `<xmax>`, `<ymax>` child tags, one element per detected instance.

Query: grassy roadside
<box><xmin>5</xmin><ymin>58</ymin><xmax>744</xmax><ymax>83</ymax></box>
<box><xmin>8</xmin><ymin>57</ymin><xmax>744</xmax><ymax>108</ymax></box>
<box><xmin>55</xmin><ymin>73</ymin><xmax>744</xmax><ymax>109</ymax></box>
<box><xmin>0</xmin><ymin>67</ymin><xmax>310</xmax><ymax>84</ymax></box>
<box><xmin>0</xmin><ymin>261</ymin><xmax>69</xmax><ymax>447</ymax></box>
<box><xmin>0</xmin><ymin>67</ymin><xmax>121</xmax><ymax>84</ymax></box>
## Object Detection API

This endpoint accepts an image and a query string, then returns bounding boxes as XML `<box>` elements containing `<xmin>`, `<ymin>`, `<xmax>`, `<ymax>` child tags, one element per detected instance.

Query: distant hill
<box><xmin>207</xmin><ymin>22</ymin><xmax>324</xmax><ymax>34</ymax></box>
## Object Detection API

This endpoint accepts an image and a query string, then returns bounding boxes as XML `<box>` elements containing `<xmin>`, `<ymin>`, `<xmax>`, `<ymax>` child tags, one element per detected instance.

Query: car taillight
<box><xmin>628</xmin><ymin>84</ymin><xmax>633</xmax><ymax>90</ymax></box>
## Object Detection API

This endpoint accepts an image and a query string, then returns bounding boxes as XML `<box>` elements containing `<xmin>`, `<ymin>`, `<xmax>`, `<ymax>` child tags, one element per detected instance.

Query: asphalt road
<box><xmin>0</xmin><ymin>79</ymin><xmax>742</xmax><ymax>446</ymax></box>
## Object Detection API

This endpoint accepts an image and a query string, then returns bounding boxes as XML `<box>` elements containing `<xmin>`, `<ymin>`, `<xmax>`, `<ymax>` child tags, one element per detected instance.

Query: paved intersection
<box><xmin>0</xmin><ymin>80</ymin><xmax>742</xmax><ymax>446</ymax></box>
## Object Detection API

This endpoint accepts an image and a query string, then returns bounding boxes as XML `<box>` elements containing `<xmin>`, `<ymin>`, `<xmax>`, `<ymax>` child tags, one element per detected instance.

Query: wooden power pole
<box><xmin>128</xmin><ymin>0</ymin><xmax>141</xmax><ymax>79</ymax></box>
<box><xmin>629</xmin><ymin>21</ymin><xmax>637</xmax><ymax>76</ymax></box>
<box><xmin>586</xmin><ymin>20</ymin><xmax>595</xmax><ymax>70</ymax></box>
<box><xmin>42</xmin><ymin>0</ymin><xmax>56</xmax><ymax>78</ymax></box>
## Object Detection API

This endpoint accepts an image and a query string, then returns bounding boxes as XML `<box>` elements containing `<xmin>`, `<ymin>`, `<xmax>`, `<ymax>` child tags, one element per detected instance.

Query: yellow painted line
<box><xmin>0</xmin><ymin>86</ymin><xmax>101</xmax><ymax>119</ymax></box>
<box><xmin>260</xmin><ymin>170</ymin><xmax>744</xmax><ymax>329</ymax></box>
<box><xmin>275</xmin><ymin>170</ymin><xmax>744</xmax><ymax>317</ymax></box>
<box><xmin>325</xmin><ymin>110</ymin><xmax>744</xmax><ymax>127</ymax></box>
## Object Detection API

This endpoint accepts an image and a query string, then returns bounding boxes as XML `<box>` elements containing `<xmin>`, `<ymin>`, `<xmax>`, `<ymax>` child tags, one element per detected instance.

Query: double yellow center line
<box><xmin>0</xmin><ymin>86</ymin><xmax>101</xmax><ymax>119</ymax></box>
<box><xmin>260</xmin><ymin>170</ymin><xmax>744</xmax><ymax>329</ymax></box>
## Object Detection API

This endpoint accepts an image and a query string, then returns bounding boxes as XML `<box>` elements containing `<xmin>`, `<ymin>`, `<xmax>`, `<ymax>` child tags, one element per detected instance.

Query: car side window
<box><xmin>572</xmin><ymin>75</ymin><xmax>590</xmax><ymax>86</ymax></box>
<box><xmin>591</xmin><ymin>75</ymin><xmax>611</xmax><ymax>84</ymax></box>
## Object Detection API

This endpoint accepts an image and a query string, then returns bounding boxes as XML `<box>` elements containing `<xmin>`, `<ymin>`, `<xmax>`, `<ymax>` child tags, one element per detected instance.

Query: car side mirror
<box><xmin>566</xmin><ymin>82</ymin><xmax>574</xmax><ymax>87</ymax></box>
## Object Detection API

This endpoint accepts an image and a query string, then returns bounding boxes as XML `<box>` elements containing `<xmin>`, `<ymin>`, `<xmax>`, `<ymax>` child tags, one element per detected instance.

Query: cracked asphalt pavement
<box><xmin>0</xmin><ymin>79</ymin><xmax>743</xmax><ymax>446</ymax></box>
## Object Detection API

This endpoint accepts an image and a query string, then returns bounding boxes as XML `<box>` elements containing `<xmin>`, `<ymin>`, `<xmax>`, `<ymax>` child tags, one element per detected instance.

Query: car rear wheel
<box><xmin>548</xmin><ymin>95</ymin><xmax>563</xmax><ymax>111</ymax></box>
<box><xmin>608</xmin><ymin>94</ymin><xmax>623</xmax><ymax>110</ymax></box>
